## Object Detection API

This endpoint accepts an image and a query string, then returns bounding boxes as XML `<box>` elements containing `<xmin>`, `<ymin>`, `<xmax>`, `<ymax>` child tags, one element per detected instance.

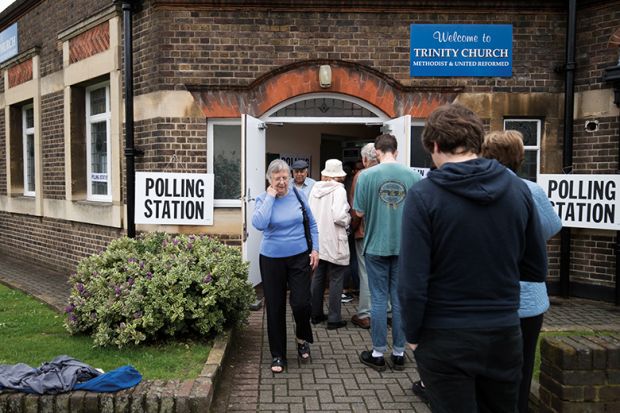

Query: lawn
<box><xmin>0</xmin><ymin>283</ymin><xmax>211</xmax><ymax>380</ymax></box>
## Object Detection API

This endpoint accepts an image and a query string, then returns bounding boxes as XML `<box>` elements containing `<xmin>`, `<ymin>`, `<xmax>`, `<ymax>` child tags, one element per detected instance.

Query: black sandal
<box><xmin>297</xmin><ymin>341</ymin><xmax>311</xmax><ymax>362</ymax></box>
<box><xmin>271</xmin><ymin>357</ymin><xmax>287</xmax><ymax>373</ymax></box>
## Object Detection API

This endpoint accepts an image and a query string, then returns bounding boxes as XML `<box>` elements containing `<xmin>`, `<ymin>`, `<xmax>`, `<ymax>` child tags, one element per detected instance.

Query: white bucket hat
<box><xmin>321</xmin><ymin>159</ymin><xmax>347</xmax><ymax>178</ymax></box>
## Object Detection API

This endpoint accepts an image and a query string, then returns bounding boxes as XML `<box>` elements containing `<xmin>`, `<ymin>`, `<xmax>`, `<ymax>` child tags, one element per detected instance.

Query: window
<box><xmin>22</xmin><ymin>104</ymin><xmax>35</xmax><ymax>196</ymax></box>
<box><xmin>503</xmin><ymin>119</ymin><xmax>541</xmax><ymax>182</ymax></box>
<box><xmin>207</xmin><ymin>120</ymin><xmax>241</xmax><ymax>207</ymax></box>
<box><xmin>86</xmin><ymin>82</ymin><xmax>111</xmax><ymax>201</ymax></box>
<box><xmin>271</xmin><ymin>97</ymin><xmax>379</xmax><ymax>117</ymax></box>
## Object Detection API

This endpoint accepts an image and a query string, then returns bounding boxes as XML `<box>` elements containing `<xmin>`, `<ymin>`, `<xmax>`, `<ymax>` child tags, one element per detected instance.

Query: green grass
<box><xmin>0</xmin><ymin>283</ymin><xmax>211</xmax><ymax>380</ymax></box>
<box><xmin>534</xmin><ymin>330</ymin><xmax>615</xmax><ymax>379</ymax></box>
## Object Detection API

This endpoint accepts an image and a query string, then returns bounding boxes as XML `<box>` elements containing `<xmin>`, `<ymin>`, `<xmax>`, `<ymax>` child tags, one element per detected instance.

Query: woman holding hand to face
<box><xmin>252</xmin><ymin>159</ymin><xmax>320</xmax><ymax>373</ymax></box>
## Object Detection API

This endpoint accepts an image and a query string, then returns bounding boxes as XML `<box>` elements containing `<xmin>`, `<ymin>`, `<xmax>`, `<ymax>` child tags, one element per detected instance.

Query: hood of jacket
<box><xmin>309</xmin><ymin>180</ymin><xmax>343</xmax><ymax>199</ymax></box>
<box><xmin>427</xmin><ymin>157</ymin><xmax>510</xmax><ymax>205</ymax></box>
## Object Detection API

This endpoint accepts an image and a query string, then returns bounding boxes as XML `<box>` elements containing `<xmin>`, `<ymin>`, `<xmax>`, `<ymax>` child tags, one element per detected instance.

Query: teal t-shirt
<box><xmin>353</xmin><ymin>162</ymin><xmax>421</xmax><ymax>256</ymax></box>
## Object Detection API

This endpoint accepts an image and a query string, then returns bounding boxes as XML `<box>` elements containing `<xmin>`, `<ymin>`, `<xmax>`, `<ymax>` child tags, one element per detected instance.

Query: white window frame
<box><xmin>86</xmin><ymin>81</ymin><xmax>112</xmax><ymax>202</ymax></box>
<box><xmin>207</xmin><ymin>118</ymin><xmax>242</xmax><ymax>207</ymax></box>
<box><xmin>503</xmin><ymin>118</ymin><xmax>541</xmax><ymax>180</ymax></box>
<box><xmin>22</xmin><ymin>104</ymin><xmax>35</xmax><ymax>197</ymax></box>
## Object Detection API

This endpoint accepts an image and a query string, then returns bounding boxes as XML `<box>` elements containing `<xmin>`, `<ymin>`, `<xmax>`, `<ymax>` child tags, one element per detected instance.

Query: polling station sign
<box><xmin>537</xmin><ymin>174</ymin><xmax>620</xmax><ymax>231</ymax></box>
<box><xmin>135</xmin><ymin>172</ymin><xmax>214</xmax><ymax>225</ymax></box>
<box><xmin>410</xmin><ymin>24</ymin><xmax>512</xmax><ymax>77</ymax></box>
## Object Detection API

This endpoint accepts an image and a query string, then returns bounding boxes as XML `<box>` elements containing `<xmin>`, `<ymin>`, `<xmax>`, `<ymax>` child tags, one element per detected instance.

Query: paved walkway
<box><xmin>1</xmin><ymin>249</ymin><xmax>619</xmax><ymax>412</ymax></box>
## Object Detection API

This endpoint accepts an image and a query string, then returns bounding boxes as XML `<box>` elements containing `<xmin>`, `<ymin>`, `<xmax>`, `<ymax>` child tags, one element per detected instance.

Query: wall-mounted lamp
<box><xmin>319</xmin><ymin>65</ymin><xmax>332</xmax><ymax>88</ymax></box>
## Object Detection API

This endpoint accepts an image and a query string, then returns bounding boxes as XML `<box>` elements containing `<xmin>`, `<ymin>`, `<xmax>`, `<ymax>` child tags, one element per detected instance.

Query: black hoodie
<box><xmin>398</xmin><ymin>157</ymin><xmax>547</xmax><ymax>343</ymax></box>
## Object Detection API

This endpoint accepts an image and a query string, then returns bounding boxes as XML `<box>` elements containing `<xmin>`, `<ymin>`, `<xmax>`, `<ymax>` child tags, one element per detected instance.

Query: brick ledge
<box><xmin>0</xmin><ymin>329</ymin><xmax>233</xmax><ymax>413</ymax></box>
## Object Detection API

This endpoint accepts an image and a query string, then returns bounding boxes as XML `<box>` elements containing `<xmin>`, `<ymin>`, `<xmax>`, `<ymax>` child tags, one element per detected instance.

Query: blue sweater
<box><xmin>398</xmin><ymin>158</ymin><xmax>548</xmax><ymax>343</ymax></box>
<box><xmin>252</xmin><ymin>189</ymin><xmax>319</xmax><ymax>258</ymax></box>
<box><xmin>519</xmin><ymin>179</ymin><xmax>562</xmax><ymax>318</ymax></box>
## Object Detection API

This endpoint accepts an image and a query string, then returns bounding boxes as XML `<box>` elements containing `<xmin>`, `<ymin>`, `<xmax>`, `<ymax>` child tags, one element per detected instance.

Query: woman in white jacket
<box><xmin>308</xmin><ymin>159</ymin><xmax>351</xmax><ymax>330</ymax></box>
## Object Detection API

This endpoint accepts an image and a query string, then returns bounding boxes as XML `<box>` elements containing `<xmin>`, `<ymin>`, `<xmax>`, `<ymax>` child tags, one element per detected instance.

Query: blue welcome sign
<box><xmin>410</xmin><ymin>24</ymin><xmax>512</xmax><ymax>77</ymax></box>
<box><xmin>0</xmin><ymin>23</ymin><xmax>18</xmax><ymax>63</ymax></box>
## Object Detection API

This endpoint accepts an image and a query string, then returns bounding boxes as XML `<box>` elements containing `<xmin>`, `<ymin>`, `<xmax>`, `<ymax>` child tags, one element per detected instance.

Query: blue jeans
<box><xmin>365</xmin><ymin>254</ymin><xmax>404</xmax><ymax>353</ymax></box>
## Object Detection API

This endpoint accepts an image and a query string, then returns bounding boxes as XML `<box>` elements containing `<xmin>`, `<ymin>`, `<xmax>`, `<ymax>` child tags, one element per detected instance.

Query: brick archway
<box><xmin>189</xmin><ymin>60</ymin><xmax>459</xmax><ymax>119</ymax></box>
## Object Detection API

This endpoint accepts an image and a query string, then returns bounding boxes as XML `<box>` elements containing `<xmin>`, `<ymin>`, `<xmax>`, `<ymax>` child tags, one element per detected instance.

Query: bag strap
<box><xmin>292</xmin><ymin>187</ymin><xmax>312</xmax><ymax>252</ymax></box>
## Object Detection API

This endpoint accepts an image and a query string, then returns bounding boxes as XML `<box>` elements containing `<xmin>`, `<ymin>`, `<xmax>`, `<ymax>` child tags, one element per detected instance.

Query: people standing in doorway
<box><xmin>482</xmin><ymin>130</ymin><xmax>562</xmax><ymax>413</ymax></box>
<box><xmin>308</xmin><ymin>159</ymin><xmax>351</xmax><ymax>330</ymax></box>
<box><xmin>398</xmin><ymin>103</ymin><xmax>548</xmax><ymax>412</ymax></box>
<box><xmin>349</xmin><ymin>142</ymin><xmax>378</xmax><ymax>330</ymax></box>
<box><xmin>252</xmin><ymin>159</ymin><xmax>320</xmax><ymax>373</ymax></box>
<box><xmin>290</xmin><ymin>159</ymin><xmax>316</xmax><ymax>197</ymax></box>
<box><xmin>353</xmin><ymin>134</ymin><xmax>421</xmax><ymax>372</ymax></box>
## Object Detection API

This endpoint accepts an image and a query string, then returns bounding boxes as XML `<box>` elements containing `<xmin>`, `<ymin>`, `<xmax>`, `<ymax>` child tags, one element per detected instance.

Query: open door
<box><xmin>382</xmin><ymin>115</ymin><xmax>411</xmax><ymax>166</ymax></box>
<box><xmin>241</xmin><ymin>114</ymin><xmax>266</xmax><ymax>286</ymax></box>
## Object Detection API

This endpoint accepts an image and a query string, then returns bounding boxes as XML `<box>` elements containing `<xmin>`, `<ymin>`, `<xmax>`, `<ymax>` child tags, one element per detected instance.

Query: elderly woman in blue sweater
<box><xmin>252</xmin><ymin>159</ymin><xmax>320</xmax><ymax>373</ymax></box>
<box><xmin>482</xmin><ymin>130</ymin><xmax>562</xmax><ymax>413</ymax></box>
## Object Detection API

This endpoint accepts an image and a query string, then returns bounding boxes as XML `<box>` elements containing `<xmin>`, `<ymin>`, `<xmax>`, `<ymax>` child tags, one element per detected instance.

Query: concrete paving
<box><xmin>1</xmin><ymin>249</ymin><xmax>619</xmax><ymax>412</ymax></box>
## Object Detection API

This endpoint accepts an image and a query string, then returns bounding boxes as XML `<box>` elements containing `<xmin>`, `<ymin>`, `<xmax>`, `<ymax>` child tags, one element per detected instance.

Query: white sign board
<box><xmin>537</xmin><ymin>174</ymin><xmax>620</xmax><ymax>231</ymax></box>
<box><xmin>0</xmin><ymin>24</ymin><xmax>18</xmax><ymax>63</ymax></box>
<box><xmin>412</xmin><ymin>167</ymin><xmax>430</xmax><ymax>178</ymax></box>
<box><xmin>135</xmin><ymin>172</ymin><xmax>214</xmax><ymax>225</ymax></box>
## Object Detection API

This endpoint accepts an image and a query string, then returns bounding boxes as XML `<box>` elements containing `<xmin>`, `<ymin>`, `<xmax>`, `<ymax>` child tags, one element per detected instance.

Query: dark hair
<box><xmin>374</xmin><ymin>134</ymin><xmax>397</xmax><ymax>154</ymax></box>
<box><xmin>421</xmin><ymin>103</ymin><xmax>484</xmax><ymax>155</ymax></box>
<box><xmin>481</xmin><ymin>130</ymin><xmax>525</xmax><ymax>172</ymax></box>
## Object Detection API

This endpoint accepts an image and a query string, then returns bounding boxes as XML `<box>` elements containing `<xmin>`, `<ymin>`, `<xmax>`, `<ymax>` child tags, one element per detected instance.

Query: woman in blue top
<box><xmin>482</xmin><ymin>130</ymin><xmax>562</xmax><ymax>413</ymax></box>
<box><xmin>252</xmin><ymin>159</ymin><xmax>320</xmax><ymax>373</ymax></box>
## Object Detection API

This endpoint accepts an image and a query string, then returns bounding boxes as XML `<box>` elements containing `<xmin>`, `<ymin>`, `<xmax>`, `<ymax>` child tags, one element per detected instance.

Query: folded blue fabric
<box><xmin>74</xmin><ymin>365</ymin><xmax>142</xmax><ymax>392</ymax></box>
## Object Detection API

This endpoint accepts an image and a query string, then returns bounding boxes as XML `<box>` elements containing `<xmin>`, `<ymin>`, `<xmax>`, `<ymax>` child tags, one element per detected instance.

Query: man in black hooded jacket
<box><xmin>399</xmin><ymin>103</ymin><xmax>547</xmax><ymax>413</ymax></box>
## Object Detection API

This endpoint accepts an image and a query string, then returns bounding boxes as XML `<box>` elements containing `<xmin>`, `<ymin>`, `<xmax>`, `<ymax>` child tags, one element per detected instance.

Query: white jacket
<box><xmin>308</xmin><ymin>180</ymin><xmax>351</xmax><ymax>265</ymax></box>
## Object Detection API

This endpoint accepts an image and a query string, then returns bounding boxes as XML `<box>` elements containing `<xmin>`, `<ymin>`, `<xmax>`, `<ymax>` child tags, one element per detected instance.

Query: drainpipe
<box><xmin>559</xmin><ymin>0</ymin><xmax>577</xmax><ymax>299</ymax></box>
<box><xmin>603</xmin><ymin>53</ymin><xmax>620</xmax><ymax>306</ymax></box>
<box><xmin>120</xmin><ymin>0</ymin><xmax>137</xmax><ymax>238</ymax></box>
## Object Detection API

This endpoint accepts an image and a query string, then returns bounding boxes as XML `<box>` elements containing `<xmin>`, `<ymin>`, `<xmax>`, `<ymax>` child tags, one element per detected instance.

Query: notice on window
<box><xmin>537</xmin><ymin>174</ymin><xmax>620</xmax><ymax>231</ymax></box>
<box><xmin>410</xmin><ymin>24</ymin><xmax>512</xmax><ymax>77</ymax></box>
<box><xmin>135</xmin><ymin>172</ymin><xmax>214</xmax><ymax>225</ymax></box>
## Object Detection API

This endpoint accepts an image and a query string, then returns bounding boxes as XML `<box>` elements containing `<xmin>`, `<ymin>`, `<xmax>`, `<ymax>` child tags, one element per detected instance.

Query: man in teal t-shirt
<box><xmin>353</xmin><ymin>133</ymin><xmax>421</xmax><ymax>372</ymax></box>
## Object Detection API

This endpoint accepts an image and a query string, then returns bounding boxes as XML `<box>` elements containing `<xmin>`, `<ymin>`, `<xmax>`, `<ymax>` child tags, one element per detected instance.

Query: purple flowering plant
<box><xmin>65</xmin><ymin>232</ymin><xmax>254</xmax><ymax>348</ymax></box>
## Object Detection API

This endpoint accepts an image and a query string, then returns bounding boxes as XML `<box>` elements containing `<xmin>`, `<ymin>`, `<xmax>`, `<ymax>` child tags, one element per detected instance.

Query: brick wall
<box><xmin>573</xmin><ymin>116</ymin><xmax>620</xmax><ymax>174</ymax></box>
<box><xmin>0</xmin><ymin>212</ymin><xmax>123</xmax><ymax>274</ymax></box>
<box><xmin>132</xmin><ymin>2</ymin><xmax>567</xmax><ymax>95</ymax></box>
<box><xmin>16</xmin><ymin>0</ymin><xmax>108</xmax><ymax>78</ymax></box>
<box><xmin>569</xmin><ymin>233</ymin><xmax>617</xmax><ymax>290</ymax></box>
<box><xmin>575</xmin><ymin>2</ymin><xmax>620</xmax><ymax>92</ymax></box>
<box><xmin>538</xmin><ymin>335</ymin><xmax>620</xmax><ymax>412</ymax></box>
<box><xmin>0</xmin><ymin>110</ymin><xmax>5</xmax><ymax>196</ymax></box>
<box><xmin>135</xmin><ymin>117</ymin><xmax>208</xmax><ymax>173</ymax></box>
<box><xmin>41</xmin><ymin>91</ymin><xmax>66</xmax><ymax>200</ymax></box>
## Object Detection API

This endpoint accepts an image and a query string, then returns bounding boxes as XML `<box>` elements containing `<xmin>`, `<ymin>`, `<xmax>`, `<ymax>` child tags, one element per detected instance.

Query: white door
<box><xmin>382</xmin><ymin>115</ymin><xmax>411</xmax><ymax>166</ymax></box>
<box><xmin>241</xmin><ymin>114</ymin><xmax>266</xmax><ymax>286</ymax></box>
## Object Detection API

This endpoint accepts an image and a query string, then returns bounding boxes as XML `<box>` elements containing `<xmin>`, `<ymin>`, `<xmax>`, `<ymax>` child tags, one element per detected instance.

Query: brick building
<box><xmin>0</xmin><ymin>0</ymin><xmax>618</xmax><ymax>301</ymax></box>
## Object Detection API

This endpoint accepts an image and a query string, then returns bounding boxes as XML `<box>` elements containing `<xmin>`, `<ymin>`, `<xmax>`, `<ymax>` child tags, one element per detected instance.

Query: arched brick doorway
<box><xmin>189</xmin><ymin>59</ymin><xmax>459</xmax><ymax>119</ymax></box>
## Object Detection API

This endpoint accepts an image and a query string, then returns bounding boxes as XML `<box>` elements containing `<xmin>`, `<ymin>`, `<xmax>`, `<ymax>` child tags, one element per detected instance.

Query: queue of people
<box><xmin>251</xmin><ymin>103</ymin><xmax>559</xmax><ymax>413</ymax></box>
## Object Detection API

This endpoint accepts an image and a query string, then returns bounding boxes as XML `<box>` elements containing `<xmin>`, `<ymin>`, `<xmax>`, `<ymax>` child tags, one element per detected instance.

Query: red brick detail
<box><xmin>609</xmin><ymin>28</ymin><xmax>620</xmax><ymax>47</ymax></box>
<box><xmin>69</xmin><ymin>22</ymin><xmax>110</xmax><ymax>64</ymax></box>
<box><xmin>191</xmin><ymin>62</ymin><xmax>457</xmax><ymax>119</ymax></box>
<box><xmin>8</xmin><ymin>59</ymin><xmax>33</xmax><ymax>88</ymax></box>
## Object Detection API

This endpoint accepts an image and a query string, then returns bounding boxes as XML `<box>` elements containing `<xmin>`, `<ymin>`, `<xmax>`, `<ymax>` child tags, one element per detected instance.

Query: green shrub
<box><xmin>65</xmin><ymin>233</ymin><xmax>255</xmax><ymax>348</ymax></box>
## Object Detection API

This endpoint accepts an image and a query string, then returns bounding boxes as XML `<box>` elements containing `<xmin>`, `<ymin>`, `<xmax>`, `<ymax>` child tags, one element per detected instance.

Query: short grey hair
<box><xmin>266</xmin><ymin>159</ymin><xmax>291</xmax><ymax>182</ymax></box>
<box><xmin>361</xmin><ymin>142</ymin><xmax>377</xmax><ymax>162</ymax></box>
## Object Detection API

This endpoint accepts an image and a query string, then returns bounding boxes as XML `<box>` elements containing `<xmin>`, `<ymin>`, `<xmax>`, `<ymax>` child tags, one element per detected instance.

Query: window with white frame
<box><xmin>86</xmin><ymin>82</ymin><xmax>111</xmax><ymax>201</ymax></box>
<box><xmin>207</xmin><ymin>120</ymin><xmax>241</xmax><ymax>207</ymax></box>
<box><xmin>503</xmin><ymin>118</ymin><xmax>541</xmax><ymax>182</ymax></box>
<box><xmin>22</xmin><ymin>104</ymin><xmax>35</xmax><ymax>196</ymax></box>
